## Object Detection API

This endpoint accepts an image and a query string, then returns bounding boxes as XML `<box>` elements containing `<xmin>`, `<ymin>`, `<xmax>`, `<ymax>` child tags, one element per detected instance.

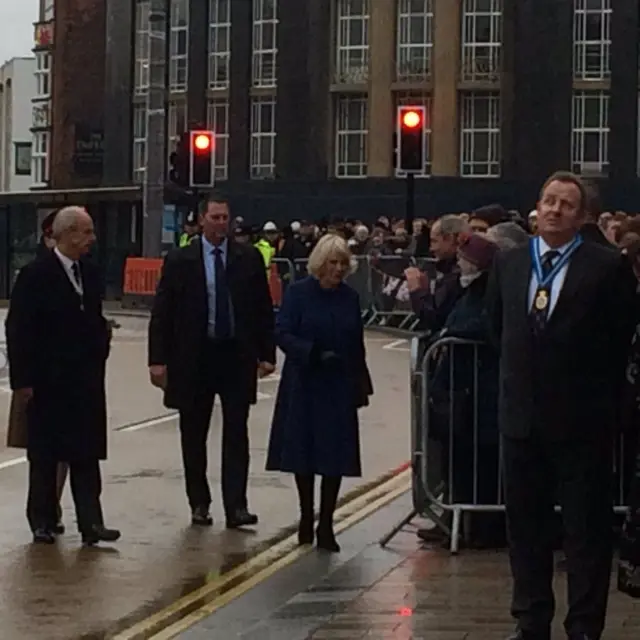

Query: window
<box><xmin>395</xmin><ymin>92</ymin><xmax>432</xmax><ymax>176</ymax></box>
<box><xmin>573</xmin><ymin>0</ymin><xmax>611</xmax><ymax>81</ymax></box>
<box><xmin>32</xmin><ymin>131</ymin><xmax>49</xmax><ymax>186</ymax></box>
<box><xmin>335</xmin><ymin>0</ymin><xmax>369</xmax><ymax>84</ymax></box>
<box><xmin>43</xmin><ymin>0</ymin><xmax>54</xmax><ymax>21</ymax></box>
<box><xmin>460</xmin><ymin>0</ymin><xmax>502</xmax><ymax>82</ymax></box>
<box><xmin>335</xmin><ymin>94</ymin><xmax>368</xmax><ymax>178</ymax></box>
<box><xmin>167</xmin><ymin>101</ymin><xmax>186</xmax><ymax>168</ymax></box>
<box><xmin>134</xmin><ymin>0</ymin><xmax>151</xmax><ymax>96</ymax></box>
<box><xmin>252</xmin><ymin>0</ymin><xmax>278</xmax><ymax>88</ymax></box>
<box><xmin>34</xmin><ymin>52</ymin><xmax>51</xmax><ymax>98</ymax></box>
<box><xmin>209</xmin><ymin>0</ymin><xmax>231</xmax><ymax>89</ymax></box>
<box><xmin>207</xmin><ymin>99</ymin><xmax>229</xmax><ymax>180</ymax></box>
<box><xmin>132</xmin><ymin>105</ymin><xmax>147</xmax><ymax>183</ymax></box>
<box><xmin>460</xmin><ymin>92</ymin><xmax>501</xmax><ymax>177</ymax></box>
<box><xmin>170</xmin><ymin>0</ymin><xmax>189</xmax><ymax>92</ymax></box>
<box><xmin>250</xmin><ymin>98</ymin><xmax>276</xmax><ymax>179</ymax></box>
<box><xmin>396</xmin><ymin>0</ymin><xmax>433</xmax><ymax>82</ymax></box>
<box><xmin>14</xmin><ymin>142</ymin><xmax>32</xmax><ymax>176</ymax></box>
<box><xmin>572</xmin><ymin>90</ymin><xmax>609</xmax><ymax>176</ymax></box>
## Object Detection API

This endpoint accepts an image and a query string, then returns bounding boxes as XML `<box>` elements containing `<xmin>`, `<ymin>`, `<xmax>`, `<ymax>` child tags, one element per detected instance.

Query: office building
<box><xmin>0</xmin><ymin>58</ymin><xmax>37</xmax><ymax>192</ymax></box>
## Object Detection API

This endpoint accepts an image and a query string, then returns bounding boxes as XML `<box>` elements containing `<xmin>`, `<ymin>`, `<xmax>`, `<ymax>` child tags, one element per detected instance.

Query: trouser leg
<box><xmin>502</xmin><ymin>436</ymin><xmax>555</xmax><ymax>639</ymax></box>
<box><xmin>69</xmin><ymin>459</ymin><xmax>104</xmax><ymax>535</ymax></box>
<box><xmin>178</xmin><ymin>392</ymin><xmax>215</xmax><ymax>510</ymax></box>
<box><xmin>26</xmin><ymin>457</ymin><xmax>58</xmax><ymax>532</ymax></box>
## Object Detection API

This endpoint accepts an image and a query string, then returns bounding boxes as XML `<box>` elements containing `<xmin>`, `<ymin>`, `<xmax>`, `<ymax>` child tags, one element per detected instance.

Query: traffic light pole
<box><xmin>405</xmin><ymin>172</ymin><xmax>415</xmax><ymax>232</ymax></box>
<box><xmin>142</xmin><ymin>0</ymin><xmax>167</xmax><ymax>258</ymax></box>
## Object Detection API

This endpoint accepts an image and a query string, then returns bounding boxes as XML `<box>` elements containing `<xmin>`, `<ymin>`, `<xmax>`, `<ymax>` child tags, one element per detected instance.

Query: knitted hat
<box><xmin>458</xmin><ymin>234</ymin><xmax>498</xmax><ymax>271</ymax></box>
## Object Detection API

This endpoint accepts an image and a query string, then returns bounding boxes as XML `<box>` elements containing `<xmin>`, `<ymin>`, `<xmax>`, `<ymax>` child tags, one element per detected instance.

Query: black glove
<box><xmin>319</xmin><ymin>350</ymin><xmax>341</xmax><ymax>367</ymax></box>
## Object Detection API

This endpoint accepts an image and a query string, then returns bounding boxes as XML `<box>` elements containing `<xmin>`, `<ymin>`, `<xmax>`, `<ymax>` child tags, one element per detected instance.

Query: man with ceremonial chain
<box><xmin>486</xmin><ymin>171</ymin><xmax>638</xmax><ymax>640</ymax></box>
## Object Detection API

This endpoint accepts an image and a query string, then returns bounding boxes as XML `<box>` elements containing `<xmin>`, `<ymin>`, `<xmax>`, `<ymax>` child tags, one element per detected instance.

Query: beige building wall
<box><xmin>366</xmin><ymin>0</ymin><xmax>395</xmax><ymax>176</ymax></box>
<box><xmin>431</xmin><ymin>0</ymin><xmax>461</xmax><ymax>176</ymax></box>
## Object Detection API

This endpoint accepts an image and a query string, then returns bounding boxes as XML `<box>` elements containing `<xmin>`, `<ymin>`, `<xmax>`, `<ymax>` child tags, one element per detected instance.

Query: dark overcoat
<box><xmin>148</xmin><ymin>238</ymin><xmax>276</xmax><ymax>409</ymax></box>
<box><xmin>266</xmin><ymin>276</ymin><xmax>371</xmax><ymax>477</ymax></box>
<box><xmin>485</xmin><ymin>241</ymin><xmax>638</xmax><ymax>441</ymax></box>
<box><xmin>5</xmin><ymin>252</ymin><xmax>110</xmax><ymax>461</ymax></box>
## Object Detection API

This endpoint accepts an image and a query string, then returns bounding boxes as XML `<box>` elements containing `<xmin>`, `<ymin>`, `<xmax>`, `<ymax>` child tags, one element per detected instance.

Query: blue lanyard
<box><xmin>530</xmin><ymin>234</ymin><xmax>583</xmax><ymax>290</ymax></box>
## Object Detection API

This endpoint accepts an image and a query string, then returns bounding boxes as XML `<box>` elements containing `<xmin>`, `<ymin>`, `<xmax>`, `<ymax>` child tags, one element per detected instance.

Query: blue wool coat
<box><xmin>266</xmin><ymin>276</ymin><xmax>367</xmax><ymax>477</ymax></box>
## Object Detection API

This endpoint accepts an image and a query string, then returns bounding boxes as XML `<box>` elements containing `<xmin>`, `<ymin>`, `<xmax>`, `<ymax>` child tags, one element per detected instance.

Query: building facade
<box><xmin>0</xmin><ymin>58</ymin><xmax>37</xmax><ymax>192</ymax></box>
<box><xmin>101</xmin><ymin>1</ymin><xmax>635</xmax><ymax>188</ymax></box>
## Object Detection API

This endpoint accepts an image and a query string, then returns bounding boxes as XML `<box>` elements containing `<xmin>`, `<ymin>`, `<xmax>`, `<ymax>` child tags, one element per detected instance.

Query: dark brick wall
<box><xmin>51</xmin><ymin>0</ymin><xmax>106</xmax><ymax>189</ymax></box>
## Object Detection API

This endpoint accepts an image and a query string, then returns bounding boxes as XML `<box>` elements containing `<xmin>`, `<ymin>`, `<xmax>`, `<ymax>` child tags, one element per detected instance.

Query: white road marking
<box><xmin>0</xmin><ymin>456</ymin><xmax>27</xmax><ymax>470</ymax></box>
<box><xmin>383</xmin><ymin>339</ymin><xmax>410</xmax><ymax>352</ymax></box>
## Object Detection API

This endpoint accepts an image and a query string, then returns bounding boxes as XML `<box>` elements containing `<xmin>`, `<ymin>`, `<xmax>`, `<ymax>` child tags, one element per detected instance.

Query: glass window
<box><xmin>167</xmin><ymin>101</ymin><xmax>187</xmax><ymax>172</ymax></box>
<box><xmin>170</xmin><ymin>0</ymin><xmax>189</xmax><ymax>92</ymax></box>
<box><xmin>132</xmin><ymin>105</ymin><xmax>147</xmax><ymax>183</ymax></box>
<box><xmin>43</xmin><ymin>0</ymin><xmax>55</xmax><ymax>21</ymax></box>
<box><xmin>460</xmin><ymin>0</ymin><xmax>502</xmax><ymax>82</ymax></box>
<box><xmin>14</xmin><ymin>142</ymin><xmax>32</xmax><ymax>176</ymax></box>
<box><xmin>250</xmin><ymin>98</ymin><xmax>276</xmax><ymax>179</ymax></box>
<box><xmin>335</xmin><ymin>0</ymin><xmax>369</xmax><ymax>84</ymax></box>
<box><xmin>134</xmin><ymin>0</ymin><xmax>151</xmax><ymax>96</ymax></box>
<box><xmin>252</xmin><ymin>0</ymin><xmax>278</xmax><ymax>88</ymax></box>
<box><xmin>460</xmin><ymin>92</ymin><xmax>501</xmax><ymax>177</ymax></box>
<box><xmin>396</xmin><ymin>0</ymin><xmax>433</xmax><ymax>82</ymax></box>
<box><xmin>573</xmin><ymin>0</ymin><xmax>611</xmax><ymax>80</ymax></box>
<box><xmin>395</xmin><ymin>92</ymin><xmax>432</xmax><ymax>177</ymax></box>
<box><xmin>31</xmin><ymin>131</ymin><xmax>50</xmax><ymax>186</ymax></box>
<box><xmin>209</xmin><ymin>0</ymin><xmax>231</xmax><ymax>89</ymax></box>
<box><xmin>572</xmin><ymin>90</ymin><xmax>609</xmax><ymax>176</ymax></box>
<box><xmin>207</xmin><ymin>99</ymin><xmax>229</xmax><ymax>180</ymax></box>
<box><xmin>335</xmin><ymin>94</ymin><xmax>368</xmax><ymax>178</ymax></box>
<box><xmin>34</xmin><ymin>52</ymin><xmax>51</xmax><ymax>98</ymax></box>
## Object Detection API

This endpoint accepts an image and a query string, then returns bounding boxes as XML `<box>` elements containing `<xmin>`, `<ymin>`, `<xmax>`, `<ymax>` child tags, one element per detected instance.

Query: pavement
<box><xmin>176</xmin><ymin>493</ymin><xmax>640</xmax><ymax>640</ymax></box>
<box><xmin>0</xmin><ymin>310</ymin><xmax>413</xmax><ymax>640</ymax></box>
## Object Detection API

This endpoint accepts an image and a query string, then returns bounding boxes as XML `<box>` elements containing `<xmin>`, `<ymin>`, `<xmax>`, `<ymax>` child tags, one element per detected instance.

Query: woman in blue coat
<box><xmin>266</xmin><ymin>234</ymin><xmax>372</xmax><ymax>552</ymax></box>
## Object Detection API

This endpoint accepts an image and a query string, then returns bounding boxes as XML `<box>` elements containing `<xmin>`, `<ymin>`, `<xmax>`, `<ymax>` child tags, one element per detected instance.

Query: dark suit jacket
<box><xmin>486</xmin><ymin>240</ymin><xmax>637</xmax><ymax>441</ymax></box>
<box><xmin>5</xmin><ymin>252</ymin><xmax>110</xmax><ymax>461</ymax></box>
<box><xmin>581</xmin><ymin>222</ymin><xmax>612</xmax><ymax>247</ymax></box>
<box><xmin>148</xmin><ymin>237</ymin><xmax>276</xmax><ymax>409</ymax></box>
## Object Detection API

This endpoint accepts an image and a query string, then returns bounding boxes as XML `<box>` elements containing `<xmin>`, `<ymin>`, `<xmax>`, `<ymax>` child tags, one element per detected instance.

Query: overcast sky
<box><xmin>0</xmin><ymin>2</ymin><xmax>40</xmax><ymax>66</ymax></box>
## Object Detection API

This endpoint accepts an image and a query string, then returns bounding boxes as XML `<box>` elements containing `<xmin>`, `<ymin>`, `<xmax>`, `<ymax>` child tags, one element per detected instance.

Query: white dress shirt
<box><xmin>54</xmin><ymin>247</ymin><xmax>83</xmax><ymax>296</ymax></box>
<box><xmin>527</xmin><ymin>236</ymin><xmax>576</xmax><ymax>317</ymax></box>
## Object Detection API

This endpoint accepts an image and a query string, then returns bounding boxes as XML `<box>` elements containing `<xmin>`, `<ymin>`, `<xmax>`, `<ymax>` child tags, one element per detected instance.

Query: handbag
<box><xmin>6</xmin><ymin>391</ymin><xmax>29</xmax><ymax>449</ymax></box>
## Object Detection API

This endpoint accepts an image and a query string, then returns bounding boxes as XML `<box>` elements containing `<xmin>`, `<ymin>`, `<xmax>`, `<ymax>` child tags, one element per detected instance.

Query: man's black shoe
<box><xmin>226</xmin><ymin>508</ymin><xmax>258</xmax><ymax>529</ymax></box>
<box><xmin>191</xmin><ymin>506</ymin><xmax>213</xmax><ymax>526</ymax></box>
<box><xmin>33</xmin><ymin>528</ymin><xmax>56</xmax><ymax>545</ymax></box>
<box><xmin>82</xmin><ymin>525</ymin><xmax>121</xmax><ymax>546</ymax></box>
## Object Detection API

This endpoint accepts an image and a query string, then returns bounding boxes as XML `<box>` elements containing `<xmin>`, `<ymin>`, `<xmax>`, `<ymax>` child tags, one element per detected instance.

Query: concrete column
<box><xmin>366</xmin><ymin>0</ymin><xmax>395</xmax><ymax>177</ymax></box>
<box><xmin>431</xmin><ymin>0</ymin><xmax>461</xmax><ymax>176</ymax></box>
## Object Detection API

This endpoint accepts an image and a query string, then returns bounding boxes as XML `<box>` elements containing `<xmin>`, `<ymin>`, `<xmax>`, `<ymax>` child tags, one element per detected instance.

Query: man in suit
<box><xmin>486</xmin><ymin>171</ymin><xmax>637</xmax><ymax>640</ymax></box>
<box><xmin>148</xmin><ymin>191</ymin><xmax>276</xmax><ymax>528</ymax></box>
<box><xmin>5</xmin><ymin>206</ymin><xmax>120</xmax><ymax>546</ymax></box>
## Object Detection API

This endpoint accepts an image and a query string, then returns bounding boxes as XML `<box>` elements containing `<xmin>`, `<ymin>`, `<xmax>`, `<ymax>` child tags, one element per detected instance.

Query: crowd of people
<box><xmin>5</xmin><ymin>171</ymin><xmax>640</xmax><ymax>640</ymax></box>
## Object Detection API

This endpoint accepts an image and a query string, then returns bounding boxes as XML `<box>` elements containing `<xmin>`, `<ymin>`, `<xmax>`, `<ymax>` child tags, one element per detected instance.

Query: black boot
<box><xmin>294</xmin><ymin>474</ymin><xmax>314</xmax><ymax>545</ymax></box>
<box><xmin>317</xmin><ymin>476</ymin><xmax>341</xmax><ymax>552</ymax></box>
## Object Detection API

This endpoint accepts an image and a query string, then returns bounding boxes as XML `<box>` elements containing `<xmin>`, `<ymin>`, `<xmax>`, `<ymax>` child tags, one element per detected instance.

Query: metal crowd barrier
<box><xmin>379</xmin><ymin>334</ymin><xmax>633</xmax><ymax>554</ymax></box>
<box><xmin>276</xmin><ymin>255</ymin><xmax>436</xmax><ymax>330</ymax></box>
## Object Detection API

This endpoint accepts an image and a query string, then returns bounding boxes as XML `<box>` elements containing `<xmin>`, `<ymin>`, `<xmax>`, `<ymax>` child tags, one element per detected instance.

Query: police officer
<box><xmin>179</xmin><ymin>211</ymin><xmax>200</xmax><ymax>248</ymax></box>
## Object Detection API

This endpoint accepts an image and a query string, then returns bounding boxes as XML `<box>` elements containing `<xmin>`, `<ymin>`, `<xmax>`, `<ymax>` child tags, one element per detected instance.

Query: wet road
<box><xmin>0</xmin><ymin>312</ymin><xmax>411</xmax><ymax>639</ymax></box>
<box><xmin>178</xmin><ymin>494</ymin><xmax>640</xmax><ymax>640</ymax></box>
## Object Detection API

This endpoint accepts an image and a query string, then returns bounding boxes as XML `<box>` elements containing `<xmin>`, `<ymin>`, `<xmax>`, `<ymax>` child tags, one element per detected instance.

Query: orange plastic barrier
<box><xmin>268</xmin><ymin>263</ymin><xmax>283</xmax><ymax>307</ymax></box>
<box><xmin>123</xmin><ymin>257</ymin><xmax>163</xmax><ymax>296</ymax></box>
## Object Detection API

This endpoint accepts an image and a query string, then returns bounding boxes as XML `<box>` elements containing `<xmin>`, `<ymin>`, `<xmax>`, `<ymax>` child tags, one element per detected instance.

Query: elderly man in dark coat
<box><xmin>5</xmin><ymin>206</ymin><xmax>120</xmax><ymax>546</ymax></box>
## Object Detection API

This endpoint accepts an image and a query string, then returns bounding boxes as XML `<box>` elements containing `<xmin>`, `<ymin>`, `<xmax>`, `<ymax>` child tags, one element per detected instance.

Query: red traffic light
<box><xmin>401</xmin><ymin>109</ymin><xmax>422</xmax><ymax>129</ymax></box>
<box><xmin>193</xmin><ymin>133</ymin><xmax>212</xmax><ymax>151</ymax></box>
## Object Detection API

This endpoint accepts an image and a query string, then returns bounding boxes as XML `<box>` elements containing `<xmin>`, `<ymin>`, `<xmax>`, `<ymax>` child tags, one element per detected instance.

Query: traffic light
<box><xmin>397</xmin><ymin>106</ymin><xmax>425</xmax><ymax>173</ymax></box>
<box><xmin>189</xmin><ymin>130</ymin><xmax>215</xmax><ymax>188</ymax></box>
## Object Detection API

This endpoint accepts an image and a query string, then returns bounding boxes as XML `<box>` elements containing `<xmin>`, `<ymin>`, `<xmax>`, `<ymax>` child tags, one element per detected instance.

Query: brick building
<box><xmin>31</xmin><ymin>0</ymin><xmax>640</xmax><ymax>214</ymax></box>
